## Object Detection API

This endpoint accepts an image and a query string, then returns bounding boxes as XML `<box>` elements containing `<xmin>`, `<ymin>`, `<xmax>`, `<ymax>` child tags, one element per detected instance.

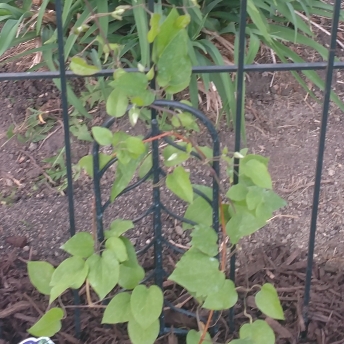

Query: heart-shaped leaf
<box><xmin>28</xmin><ymin>307</ymin><xmax>64</xmax><ymax>337</ymax></box>
<box><xmin>241</xmin><ymin>159</ymin><xmax>272</xmax><ymax>189</ymax></box>
<box><xmin>190</xmin><ymin>225</ymin><xmax>218</xmax><ymax>257</ymax></box>
<box><xmin>118</xmin><ymin>237</ymin><xmax>144</xmax><ymax>290</ymax></box>
<box><xmin>128</xmin><ymin>318</ymin><xmax>160</xmax><ymax>344</ymax></box>
<box><xmin>86</xmin><ymin>250</ymin><xmax>120</xmax><ymax>300</ymax></box>
<box><xmin>60</xmin><ymin>232</ymin><xmax>94</xmax><ymax>258</ymax></box>
<box><xmin>102</xmin><ymin>292</ymin><xmax>132</xmax><ymax>324</ymax></box>
<box><xmin>255</xmin><ymin>283</ymin><xmax>285</xmax><ymax>320</ymax></box>
<box><xmin>105</xmin><ymin>236</ymin><xmax>128</xmax><ymax>262</ymax></box>
<box><xmin>49</xmin><ymin>256</ymin><xmax>88</xmax><ymax>303</ymax></box>
<box><xmin>130</xmin><ymin>285</ymin><xmax>163</xmax><ymax>329</ymax></box>
<box><xmin>239</xmin><ymin>320</ymin><xmax>275</xmax><ymax>344</ymax></box>
<box><xmin>105</xmin><ymin>219</ymin><xmax>134</xmax><ymax>239</ymax></box>
<box><xmin>169</xmin><ymin>249</ymin><xmax>225</xmax><ymax>297</ymax></box>
<box><xmin>203</xmin><ymin>279</ymin><xmax>238</xmax><ymax>310</ymax></box>
<box><xmin>166</xmin><ymin>166</ymin><xmax>193</xmax><ymax>203</ymax></box>
<box><xmin>27</xmin><ymin>261</ymin><xmax>54</xmax><ymax>295</ymax></box>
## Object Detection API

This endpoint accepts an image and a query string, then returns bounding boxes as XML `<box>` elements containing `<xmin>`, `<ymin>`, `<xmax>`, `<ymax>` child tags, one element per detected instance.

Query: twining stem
<box><xmin>108</xmin><ymin>128</ymin><xmax>229</xmax><ymax>344</ymax></box>
<box><xmin>148</xmin><ymin>130</ymin><xmax>230</xmax><ymax>344</ymax></box>
<box><xmin>85</xmin><ymin>279</ymin><xmax>94</xmax><ymax>307</ymax></box>
<box><xmin>199</xmin><ymin>309</ymin><xmax>214</xmax><ymax>343</ymax></box>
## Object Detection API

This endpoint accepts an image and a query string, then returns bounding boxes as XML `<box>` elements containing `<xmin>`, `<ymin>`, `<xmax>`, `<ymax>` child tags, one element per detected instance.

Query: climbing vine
<box><xmin>27</xmin><ymin>5</ymin><xmax>286</xmax><ymax>344</ymax></box>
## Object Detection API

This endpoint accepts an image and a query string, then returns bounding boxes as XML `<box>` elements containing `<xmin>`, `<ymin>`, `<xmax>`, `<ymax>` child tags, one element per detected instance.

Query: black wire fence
<box><xmin>0</xmin><ymin>0</ymin><xmax>343</xmax><ymax>341</ymax></box>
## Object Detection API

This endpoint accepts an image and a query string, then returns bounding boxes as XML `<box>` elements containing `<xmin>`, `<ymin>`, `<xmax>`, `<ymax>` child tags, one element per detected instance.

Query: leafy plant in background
<box><xmin>1</xmin><ymin>0</ymin><xmax>344</xmax><ymax>128</ymax></box>
<box><xmin>6</xmin><ymin>108</ymin><xmax>55</xmax><ymax>144</ymax></box>
<box><xmin>42</xmin><ymin>148</ymin><xmax>81</xmax><ymax>192</ymax></box>
<box><xmin>27</xmin><ymin>7</ymin><xmax>287</xmax><ymax>344</ymax></box>
<box><xmin>5</xmin><ymin>108</ymin><xmax>88</xmax><ymax>192</ymax></box>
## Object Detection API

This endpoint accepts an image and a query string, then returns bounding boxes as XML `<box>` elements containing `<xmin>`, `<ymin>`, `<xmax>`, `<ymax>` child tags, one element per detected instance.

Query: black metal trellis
<box><xmin>92</xmin><ymin>100</ymin><xmax>220</xmax><ymax>335</ymax></box>
<box><xmin>1</xmin><ymin>0</ymin><xmax>343</xmax><ymax>340</ymax></box>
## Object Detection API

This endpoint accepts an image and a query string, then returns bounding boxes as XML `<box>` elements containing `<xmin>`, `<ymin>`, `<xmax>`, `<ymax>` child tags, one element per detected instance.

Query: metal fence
<box><xmin>1</xmin><ymin>0</ymin><xmax>343</xmax><ymax>341</ymax></box>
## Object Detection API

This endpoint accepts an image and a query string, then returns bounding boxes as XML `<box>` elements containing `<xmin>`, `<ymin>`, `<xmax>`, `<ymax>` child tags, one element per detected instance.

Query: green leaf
<box><xmin>166</xmin><ymin>166</ymin><xmax>193</xmax><ymax>203</ymax></box>
<box><xmin>106</xmin><ymin>89</ymin><xmax>128</xmax><ymax>118</ymax></box>
<box><xmin>175</xmin><ymin>14</ymin><xmax>191</xmax><ymax>29</ymax></box>
<box><xmin>105</xmin><ymin>237</ymin><xmax>128</xmax><ymax>262</ymax></box>
<box><xmin>49</xmin><ymin>256</ymin><xmax>88</xmax><ymax>304</ymax></box>
<box><xmin>86</xmin><ymin>250</ymin><xmax>120</xmax><ymax>300</ymax></box>
<box><xmin>203</xmin><ymin>279</ymin><xmax>238</xmax><ymax>311</ymax></box>
<box><xmin>255</xmin><ymin>283</ymin><xmax>284</xmax><ymax>320</ymax></box>
<box><xmin>255</xmin><ymin>190</ymin><xmax>286</xmax><ymax>220</ymax></box>
<box><xmin>132</xmin><ymin>0</ymin><xmax>149</xmax><ymax>66</ymax></box>
<box><xmin>190</xmin><ymin>225</ymin><xmax>218</xmax><ymax>257</ymax></box>
<box><xmin>0</xmin><ymin>16</ymin><xmax>26</xmax><ymax>57</ymax></box>
<box><xmin>105</xmin><ymin>219</ymin><xmax>135</xmax><ymax>239</ymax></box>
<box><xmin>131</xmin><ymin>285</ymin><xmax>163</xmax><ymax>329</ymax></box>
<box><xmin>227</xmin><ymin>184</ymin><xmax>248</xmax><ymax>201</ymax></box>
<box><xmin>239</xmin><ymin>320</ymin><xmax>275</xmax><ymax>344</ymax></box>
<box><xmin>169</xmin><ymin>249</ymin><xmax>225</xmax><ymax>297</ymax></box>
<box><xmin>102</xmin><ymin>292</ymin><xmax>132</xmax><ymax>324</ymax></box>
<box><xmin>27</xmin><ymin>261</ymin><xmax>54</xmax><ymax>295</ymax></box>
<box><xmin>28</xmin><ymin>307</ymin><xmax>63</xmax><ymax>337</ymax></box>
<box><xmin>60</xmin><ymin>232</ymin><xmax>94</xmax><ymax>258</ymax></box>
<box><xmin>130</xmin><ymin>89</ymin><xmax>155</xmax><ymax>107</ymax></box>
<box><xmin>246</xmin><ymin>187</ymin><xmax>264</xmax><ymax>211</ymax></box>
<box><xmin>148</xmin><ymin>13</ymin><xmax>161</xmax><ymax>43</ymax></box>
<box><xmin>183</xmin><ymin>186</ymin><xmax>213</xmax><ymax>230</ymax></box>
<box><xmin>241</xmin><ymin>159</ymin><xmax>272</xmax><ymax>189</ymax></box>
<box><xmin>126</xmin><ymin>136</ymin><xmax>146</xmax><ymax>159</ymax></box>
<box><xmin>70</xmin><ymin>122</ymin><xmax>93</xmax><ymax>142</ymax></box>
<box><xmin>186</xmin><ymin>329</ymin><xmax>212</xmax><ymax>344</ymax></box>
<box><xmin>36</xmin><ymin>0</ymin><xmax>50</xmax><ymax>35</ymax></box>
<box><xmin>111</xmin><ymin>159</ymin><xmax>139</xmax><ymax>201</ymax></box>
<box><xmin>163</xmin><ymin>144</ymin><xmax>190</xmax><ymax>167</ymax></box>
<box><xmin>226</xmin><ymin>210</ymin><xmax>266</xmax><ymax>244</ymax></box>
<box><xmin>118</xmin><ymin>237</ymin><xmax>145</xmax><ymax>290</ymax></box>
<box><xmin>92</xmin><ymin>126</ymin><xmax>113</xmax><ymax>146</ymax></box>
<box><xmin>156</xmin><ymin>29</ymin><xmax>192</xmax><ymax>94</ymax></box>
<box><xmin>70</xmin><ymin>56</ymin><xmax>100</xmax><ymax>76</ymax></box>
<box><xmin>247</xmin><ymin>0</ymin><xmax>271</xmax><ymax>44</ymax></box>
<box><xmin>78</xmin><ymin>153</ymin><xmax>112</xmax><ymax>178</ymax></box>
<box><xmin>113</xmin><ymin>131</ymin><xmax>129</xmax><ymax>151</ymax></box>
<box><xmin>197</xmin><ymin>39</ymin><xmax>235</xmax><ymax>126</ymax></box>
<box><xmin>128</xmin><ymin>318</ymin><xmax>160</xmax><ymax>344</ymax></box>
<box><xmin>171</xmin><ymin>112</ymin><xmax>199</xmax><ymax>131</ymax></box>
<box><xmin>246</xmin><ymin>32</ymin><xmax>260</xmax><ymax>64</ymax></box>
<box><xmin>197</xmin><ymin>145</ymin><xmax>212</xmax><ymax>159</ymax></box>
<box><xmin>138</xmin><ymin>154</ymin><xmax>152</xmax><ymax>179</ymax></box>
<box><xmin>112</xmin><ymin>71</ymin><xmax>149</xmax><ymax>97</ymax></box>
<box><xmin>153</xmin><ymin>8</ymin><xmax>181</xmax><ymax>59</ymax></box>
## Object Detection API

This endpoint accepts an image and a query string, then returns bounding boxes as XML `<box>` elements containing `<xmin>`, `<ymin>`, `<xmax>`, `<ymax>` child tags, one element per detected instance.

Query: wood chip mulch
<box><xmin>0</xmin><ymin>244</ymin><xmax>343</xmax><ymax>344</ymax></box>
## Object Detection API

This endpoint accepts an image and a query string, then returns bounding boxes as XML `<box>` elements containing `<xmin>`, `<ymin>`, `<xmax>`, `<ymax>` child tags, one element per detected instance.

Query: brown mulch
<box><xmin>0</xmin><ymin>244</ymin><xmax>344</xmax><ymax>344</ymax></box>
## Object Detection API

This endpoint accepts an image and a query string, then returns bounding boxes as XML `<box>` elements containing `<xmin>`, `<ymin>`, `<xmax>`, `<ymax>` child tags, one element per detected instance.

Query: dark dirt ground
<box><xmin>1</xmin><ymin>19</ymin><xmax>344</xmax><ymax>343</ymax></box>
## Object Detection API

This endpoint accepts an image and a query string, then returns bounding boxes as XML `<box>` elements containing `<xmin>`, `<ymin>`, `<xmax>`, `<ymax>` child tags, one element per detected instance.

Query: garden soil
<box><xmin>1</xmin><ymin>43</ymin><xmax>344</xmax><ymax>343</ymax></box>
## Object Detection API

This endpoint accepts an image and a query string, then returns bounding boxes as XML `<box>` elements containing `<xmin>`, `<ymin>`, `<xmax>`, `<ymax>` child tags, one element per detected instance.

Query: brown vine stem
<box><xmin>146</xmin><ymin>129</ymin><xmax>229</xmax><ymax>344</ymax></box>
<box><xmin>108</xmin><ymin>128</ymin><xmax>229</xmax><ymax>343</ymax></box>
<box><xmin>85</xmin><ymin>279</ymin><xmax>94</xmax><ymax>307</ymax></box>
